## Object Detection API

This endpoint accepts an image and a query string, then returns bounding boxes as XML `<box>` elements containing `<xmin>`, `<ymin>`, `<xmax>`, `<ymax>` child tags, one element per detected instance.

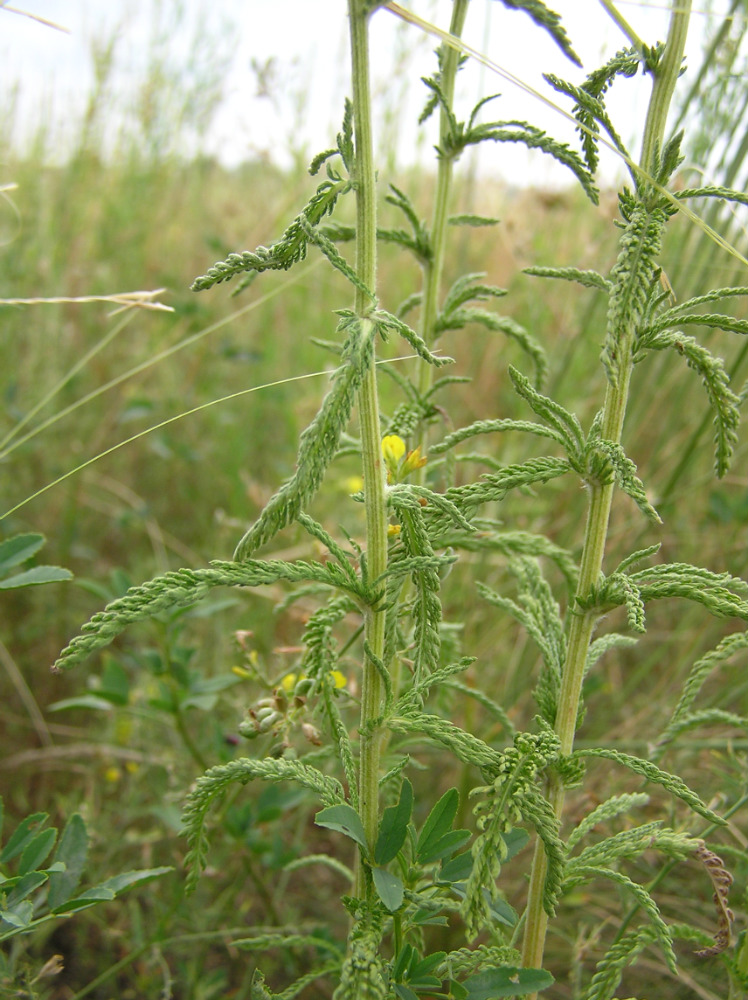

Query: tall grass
<box><xmin>2</xmin><ymin>3</ymin><xmax>748</xmax><ymax>998</ymax></box>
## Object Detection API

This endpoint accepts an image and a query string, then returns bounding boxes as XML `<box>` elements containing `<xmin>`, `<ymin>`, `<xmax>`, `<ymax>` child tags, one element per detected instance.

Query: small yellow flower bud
<box><xmin>281</xmin><ymin>672</ymin><xmax>303</xmax><ymax>692</ymax></box>
<box><xmin>382</xmin><ymin>435</ymin><xmax>407</xmax><ymax>481</ymax></box>
<box><xmin>401</xmin><ymin>446</ymin><xmax>427</xmax><ymax>476</ymax></box>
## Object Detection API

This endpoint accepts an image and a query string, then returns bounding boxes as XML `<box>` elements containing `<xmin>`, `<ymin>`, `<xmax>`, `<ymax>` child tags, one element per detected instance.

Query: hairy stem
<box><xmin>416</xmin><ymin>0</ymin><xmax>470</xmax><ymax>470</ymax></box>
<box><xmin>348</xmin><ymin>0</ymin><xmax>388</xmax><ymax>896</ymax></box>
<box><xmin>521</xmin><ymin>1</ymin><xmax>691</xmax><ymax>982</ymax></box>
<box><xmin>639</xmin><ymin>0</ymin><xmax>692</xmax><ymax>180</ymax></box>
<box><xmin>598</xmin><ymin>0</ymin><xmax>645</xmax><ymax>54</ymax></box>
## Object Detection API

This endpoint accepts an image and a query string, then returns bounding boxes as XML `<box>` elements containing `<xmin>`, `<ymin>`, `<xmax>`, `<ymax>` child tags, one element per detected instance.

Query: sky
<box><xmin>0</xmin><ymin>1</ymin><xmax>732</xmax><ymax>187</ymax></box>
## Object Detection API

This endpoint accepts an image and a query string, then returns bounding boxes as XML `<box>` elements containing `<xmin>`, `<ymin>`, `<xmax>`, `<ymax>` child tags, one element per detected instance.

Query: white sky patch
<box><xmin>0</xmin><ymin>2</ymin><xmax>729</xmax><ymax>187</ymax></box>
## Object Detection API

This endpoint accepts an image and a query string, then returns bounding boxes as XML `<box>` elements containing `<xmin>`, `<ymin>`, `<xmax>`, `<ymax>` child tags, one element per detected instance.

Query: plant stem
<box><xmin>521</xmin><ymin>1</ymin><xmax>691</xmax><ymax>984</ymax></box>
<box><xmin>639</xmin><ymin>1</ymin><xmax>692</xmax><ymax>182</ymax></box>
<box><xmin>416</xmin><ymin>0</ymin><xmax>470</xmax><ymax>467</ymax></box>
<box><xmin>348</xmin><ymin>0</ymin><xmax>388</xmax><ymax>895</ymax></box>
<box><xmin>598</xmin><ymin>0</ymin><xmax>645</xmax><ymax>54</ymax></box>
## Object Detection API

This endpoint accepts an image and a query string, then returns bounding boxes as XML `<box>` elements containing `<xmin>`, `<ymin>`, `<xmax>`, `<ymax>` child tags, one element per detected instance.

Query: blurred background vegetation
<box><xmin>1</xmin><ymin>2</ymin><xmax>748</xmax><ymax>998</ymax></box>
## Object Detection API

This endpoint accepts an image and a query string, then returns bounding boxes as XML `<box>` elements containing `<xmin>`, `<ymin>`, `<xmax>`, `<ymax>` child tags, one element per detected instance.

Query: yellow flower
<box><xmin>382</xmin><ymin>434</ymin><xmax>427</xmax><ymax>483</ymax></box>
<box><xmin>281</xmin><ymin>672</ymin><xmax>304</xmax><ymax>692</ymax></box>
<box><xmin>401</xmin><ymin>446</ymin><xmax>427</xmax><ymax>477</ymax></box>
<box><xmin>382</xmin><ymin>434</ymin><xmax>406</xmax><ymax>465</ymax></box>
<box><xmin>387</xmin><ymin>524</ymin><xmax>401</xmax><ymax>537</ymax></box>
<box><xmin>232</xmin><ymin>665</ymin><xmax>253</xmax><ymax>678</ymax></box>
<box><xmin>104</xmin><ymin>766</ymin><xmax>121</xmax><ymax>784</ymax></box>
<box><xmin>330</xmin><ymin>670</ymin><xmax>347</xmax><ymax>689</ymax></box>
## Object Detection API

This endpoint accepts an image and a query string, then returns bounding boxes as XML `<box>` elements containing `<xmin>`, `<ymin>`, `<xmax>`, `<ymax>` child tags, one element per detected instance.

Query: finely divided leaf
<box><xmin>235</xmin><ymin>315</ymin><xmax>375</xmax><ymax>558</ymax></box>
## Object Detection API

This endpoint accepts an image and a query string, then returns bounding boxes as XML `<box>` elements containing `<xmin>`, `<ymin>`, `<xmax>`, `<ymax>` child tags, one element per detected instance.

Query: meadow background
<box><xmin>2</xmin><ymin>2</ymin><xmax>748</xmax><ymax>998</ymax></box>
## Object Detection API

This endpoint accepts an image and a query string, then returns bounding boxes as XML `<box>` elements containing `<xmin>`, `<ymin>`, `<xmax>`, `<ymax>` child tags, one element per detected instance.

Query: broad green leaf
<box><xmin>440</xmin><ymin>851</ymin><xmax>473</xmax><ymax>883</ymax></box>
<box><xmin>51</xmin><ymin>867</ymin><xmax>172</xmax><ymax>914</ymax></box>
<box><xmin>48</xmin><ymin>814</ymin><xmax>88</xmax><ymax>909</ymax></box>
<box><xmin>416</xmin><ymin>787</ymin><xmax>459</xmax><ymax>862</ymax></box>
<box><xmin>6</xmin><ymin>871</ymin><xmax>48</xmax><ymax>908</ymax></box>
<box><xmin>47</xmin><ymin>695</ymin><xmax>116</xmax><ymax>713</ymax></box>
<box><xmin>0</xmin><ymin>901</ymin><xmax>33</xmax><ymax>928</ymax></box>
<box><xmin>0</xmin><ymin>565</ymin><xmax>72</xmax><ymax>589</ymax></box>
<box><xmin>502</xmin><ymin>828</ymin><xmax>530</xmax><ymax>862</ymax></box>
<box><xmin>95</xmin><ymin>866</ymin><xmax>173</xmax><ymax>895</ymax></box>
<box><xmin>372</xmin><ymin>867</ymin><xmax>404</xmax><ymax>912</ymax></box>
<box><xmin>392</xmin><ymin>943</ymin><xmax>417</xmax><ymax>981</ymax></box>
<box><xmin>463</xmin><ymin>967</ymin><xmax>554</xmax><ymax>998</ymax></box>
<box><xmin>52</xmin><ymin>888</ymin><xmax>116</xmax><ymax>913</ymax></box>
<box><xmin>394</xmin><ymin>986</ymin><xmax>419</xmax><ymax>1000</ymax></box>
<box><xmin>1</xmin><ymin>813</ymin><xmax>48</xmax><ymax>863</ymax></box>
<box><xmin>411</xmin><ymin>951</ymin><xmax>447</xmax><ymax>979</ymax></box>
<box><xmin>181</xmin><ymin>693</ymin><xmax>220</xmax><ymax>711</ymax></box>
<box><xmin>99</xmin><ymin>658</ymin><xmax>130</xmax><ymax>706</ymax></box>
<box><xmin>18</xmin><ymin>828</ymin><xmax>57</xmax><ymax>875</ymax></box>
<box><xmin>486</xmin><ymin>894</ymin><xmax>519</xmax><ymax>929</ymax></box>
<box><xmin>451</xmin><ymin>881</ymin><xmax>518</xmax><ymax>928</ymax></box>
<box><xmin>315</xmin><ymin>805</ymin><xmax>369</xmax><ymax>855</ymax></box>
<box><xmin>0</xmin><ymin>533</ymin><xmax>45</xmax><ymax>573</ymax></box>
<box><xmin>418</xmin><ymin>828</ymin><xmax>471</xmax><ymax>865</ymax></box>
<box><xmin>375</xmin><ymin>779</ymin><xmax>413</xmax><ymax>865</ymax></box>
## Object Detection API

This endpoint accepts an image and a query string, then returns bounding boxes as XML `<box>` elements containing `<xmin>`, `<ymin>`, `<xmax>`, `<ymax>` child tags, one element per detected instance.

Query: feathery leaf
<box><xmin>570</xmin><ymin>748</ymin><xmax>724</xmax><ymax>824</ymax></box>
<box><xmin>191</xmin><ymin>179</ymin><xmax>349</xmax><ymax>291</ymax></box>
<box><xmin>53</xmin><ymin>559</ymin><xmax>367</xmax><ymax>672</ymax></box>
<box><xmin>182</xmin><ymin>758</ymin><xmax>345</xmax><ymax>892</ymax></box>
<box><xmin>235</xmin><ymin>316</ymin><xmax>375</xmax><ymax>559</ymax></box>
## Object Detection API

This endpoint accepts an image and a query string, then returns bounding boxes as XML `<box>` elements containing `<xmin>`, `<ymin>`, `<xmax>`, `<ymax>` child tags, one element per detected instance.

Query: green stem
<box><xmin>348</xmin><ymin>0</ymin><xmax>388</xmax><ymax>896</ymax></box>
<box><xmin>598</xmin><ymin>0</ymin><xmax>646</xmax><ymax>54</ymax></box>
<box><xmin>416</xmin><ymin>0</ymin><xmax>470</xmax><ymax>471</ymax></box>
<box><xmin>521</xmin><ymin>1</ymin><xmax>691</xmax><ymax>984</ymax></box>
<box><xmin>639</xmin><ymin>0</ymin><xmax>692</xmax><ymax>180</ymax></box>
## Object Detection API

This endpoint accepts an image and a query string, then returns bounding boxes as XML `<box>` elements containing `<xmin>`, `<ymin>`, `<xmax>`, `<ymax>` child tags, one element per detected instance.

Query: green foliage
<box><xmin>602</xmin><ymin>202</ymin><xmax>669</xmax><ymax>386</ymax></box>
<box><xmin>494</xmin><ymin>0</ymin><xmax>581</xmax><ymax>66</ymax></box>
<box><xmin>32</xmin><ymin>1</ymin><xmax>748</xmax><ymax>996</ymax></box>
<box><xmin>638</xmin><ymin>326</ymin><xmax>741</xmax><ymax>477</ymax></box>
<box><xmin>0</xmin><ymin>799</ymin><xmax>170</xmax><ymax>942</ymax></box>
<box><xmin>464</xmin><ymin>729</ymin><xmax>561</xmax><ymax>936</ymax></box>
<box><xmin>234</xmin><ymin>314</ymin><xmax>376</xmax><ymax>559</ymax></box>
<box><xmin>656</xmin><ymin>629</ymin><xmax>748</xmax><ymax>754</ymax></box>
<box><xmin>53</xmin><ymin>556</ymin><xmax>372</xmax><ymax>671</ymax></box>
<box><xmin>0</xmin><ymin>532</ymin><xmax>72</xmax><ymax>590</ymax></box>
<box><xmin>183</xmin><ymin>758</ymin><xmax>345</xmax><ymax>892</ymax></box>
<box><xmin>191</xmin><ymin>106</ymin><xmax>356</xmax><ymax>292</ymax></box>
<box><xmin>569</xmin><ymin>748</ymin><xmax>724</xmax><ymax>825</ymax></box>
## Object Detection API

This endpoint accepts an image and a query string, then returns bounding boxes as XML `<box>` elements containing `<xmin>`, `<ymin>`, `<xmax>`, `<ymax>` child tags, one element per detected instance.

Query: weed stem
<box><xmin>348</xmin><ymin>0</ymin><xmax>388</xmax><ymax>895</ymax></box>
<box><xmin>416</xmin><ymin>0</ymin><xmax>470</xmax><ymax>470</ymax></box>
<box><xmin>521</xmin><ymin>1</ymin><xmax>691</xmax><ymax>984</ymax></box>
